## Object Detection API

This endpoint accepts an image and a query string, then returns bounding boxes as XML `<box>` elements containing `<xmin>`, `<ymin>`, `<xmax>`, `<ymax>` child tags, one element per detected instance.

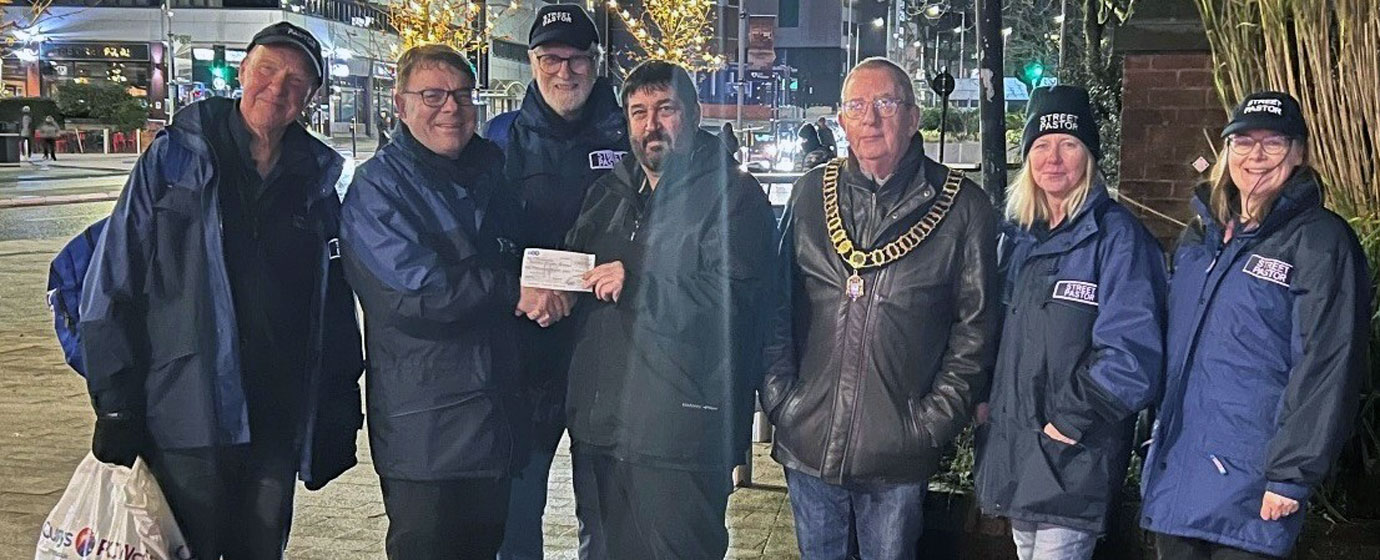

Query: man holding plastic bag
<box><xmin>36</xmin><ymin>455</ymin><xmax>192</xmax><ymax>560</ymax></box>
<box><xmin>75</xmin><ymin>22</ymin><xmax>364</xmax><ymax>559</ymax></box>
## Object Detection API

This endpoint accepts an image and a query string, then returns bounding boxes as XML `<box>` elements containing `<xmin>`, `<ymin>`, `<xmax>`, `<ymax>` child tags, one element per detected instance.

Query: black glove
<box><xmin>92</xmin><ymin>412</ymin><xmax>144</xmax><ymax>467</ymax></box>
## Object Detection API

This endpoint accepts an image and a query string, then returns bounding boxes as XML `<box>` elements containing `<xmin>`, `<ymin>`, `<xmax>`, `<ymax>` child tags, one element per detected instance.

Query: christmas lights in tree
<box><xmin>389</xmin><ymin>0</ymin><xmax>517</xmax><ymax>54</ymax></box>
<box><xmin>607</xmin><ymin>0</ymin><xmax>724</xmax><ymax>73</ymax></box>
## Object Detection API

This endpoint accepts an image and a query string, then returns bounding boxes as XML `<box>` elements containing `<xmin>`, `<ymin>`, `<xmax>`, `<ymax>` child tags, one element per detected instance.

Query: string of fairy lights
<box><xmin>387</xmin><ymin>0</ymin><xmax>725</xmax><ymax>73</ymax></box>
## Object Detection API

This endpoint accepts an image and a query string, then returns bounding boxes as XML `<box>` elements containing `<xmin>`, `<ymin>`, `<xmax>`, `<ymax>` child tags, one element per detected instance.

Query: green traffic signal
<box><xmin>1021</xmin><ymin>60</ymin><xmax>1045</xmax><ymax>87</ymax></box>
<box><xmin>211</xmin><ymin>66</ymin><xmax>227</xmax><ymax>79</ymax></box>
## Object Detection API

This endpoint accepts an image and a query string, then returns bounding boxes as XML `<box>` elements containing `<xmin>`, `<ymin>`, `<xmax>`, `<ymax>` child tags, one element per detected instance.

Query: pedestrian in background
<box><xmin>563</xmin><ymin>60</ymin><xmax>776</xmax><ymax>560</ymax></box>
<box><xmin>484</xmin><ymin>5</ymin><xmax>627</xmax><ymax>559</ymax></box>
<box><xmin>721</xmin><ymin>121</ymin><xmax>740</xmax><ymax>161</ymax></box>
<box><xmin>975</xmin><ymin>85</ymin><xmax>1167</xmax><ymax>560</ymax></box>
<box><xmin>79</xmin><ymin>21</ymin><xmax>364</xmax><ymax>559</ymax></box>
<box><xmin>763</xmin><ymin>57</ymin><xmax>999</xmax><ymax>560</ymax></box>
<box><xmin>815</xmin><ymin>116</ymin><xmax>837</xmax><ymax>156</ymax></box>
<box><xmin>38</xmin><ymin>115</ymin><xmax>59</xmax><ymax>161</ymax></box>
<box><xmin>1140</xmin><ymin>91</ymin><xmax>1370</xmax><ymax>559</ymax></box>
<box><xmin>796</xmin><ymin>122</ymin><xmax>829</xmax><ymax>170</ymax></box>
<box><xmin>19</xmin><ymin>105</ymin><xmax>32</xmax><ymax>159</ymax></box>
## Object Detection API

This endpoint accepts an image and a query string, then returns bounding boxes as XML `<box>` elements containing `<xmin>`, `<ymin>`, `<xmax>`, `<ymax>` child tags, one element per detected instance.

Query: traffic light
<box><xmin>789</xmin><ymin>78</ymin><xmax>798</xmax><ymax>92</ymax></box>
<box><xmin>212</xmin><ymin>46</ymin><xmax>229</xmax><ymax>90</ymax></box>
<box><xmin>1020</xmin><ymin>60</ymin><xmax>1046</xmax><ymax>89</ymax></box>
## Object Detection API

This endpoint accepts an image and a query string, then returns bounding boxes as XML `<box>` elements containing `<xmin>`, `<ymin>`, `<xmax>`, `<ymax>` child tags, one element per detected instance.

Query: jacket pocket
<box><xmin>907</xmin><ymin>396</ymin><xmax>938</xmax><ymax>450</ymax></box>
<box><xmin>151</xmin><ymin>187</ymin><xmax>201</xmax><ymax>297</ymax></box>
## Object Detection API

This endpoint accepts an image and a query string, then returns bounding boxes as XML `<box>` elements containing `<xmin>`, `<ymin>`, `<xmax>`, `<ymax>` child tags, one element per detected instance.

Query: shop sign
<box><xmin>41</xmin><ymin>42</ymin><xmax>151</xmax><ymax>62</ymax></box>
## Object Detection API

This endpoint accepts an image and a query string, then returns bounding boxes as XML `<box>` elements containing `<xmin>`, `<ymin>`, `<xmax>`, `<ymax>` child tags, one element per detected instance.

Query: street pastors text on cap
<box><xmin>248</xmin><ymin>22</ymin><xmax>325</xmax><ymax>87</ymax></box>
<box><xmin>1221</xmin><ymin>91</ymin><xmax>1308</xmax><ymax>138</ymax></box>
<box><xmin>1022</xmin><ymin>85</ymin><xmax>1101</xmax><ymax>160</ymax></box>
<box><xmin>529</xmin><ymin>4</ymin><xmax>598</xmax><ymax>50</ymax></box>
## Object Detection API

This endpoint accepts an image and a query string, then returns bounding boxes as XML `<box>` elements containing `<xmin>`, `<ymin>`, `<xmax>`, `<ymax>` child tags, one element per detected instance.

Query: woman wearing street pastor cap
<box><xmin>975</xmin><ymin>84</ymin><xmax>1168</xmax><ymax>560</ymax></box>
<box><xmin>1140</xmin><ymin>91</ymin><xmax>1370</xmax><ymax>559</ymax></box>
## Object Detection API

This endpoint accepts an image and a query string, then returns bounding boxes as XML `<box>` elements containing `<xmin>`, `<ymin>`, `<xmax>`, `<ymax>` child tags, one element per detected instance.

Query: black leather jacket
<box><xmin>762</xmin><ymin>135</ymin><xmax>1000</xmax><ymax>484</ymax></box>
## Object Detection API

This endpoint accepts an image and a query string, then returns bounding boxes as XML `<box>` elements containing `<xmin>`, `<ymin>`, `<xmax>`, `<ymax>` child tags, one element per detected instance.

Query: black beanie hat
<box><xmin>1022</xmin><ymin>85</ymin><xmax>1100</xmax><ymax>160</ymax></box>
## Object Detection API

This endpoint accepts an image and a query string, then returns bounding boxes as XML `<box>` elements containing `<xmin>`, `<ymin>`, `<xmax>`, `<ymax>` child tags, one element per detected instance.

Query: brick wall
<box><xmin>1118</xmin><ymin>52</ymin><xmax>1228</xmax><ymax>244</ymax></box>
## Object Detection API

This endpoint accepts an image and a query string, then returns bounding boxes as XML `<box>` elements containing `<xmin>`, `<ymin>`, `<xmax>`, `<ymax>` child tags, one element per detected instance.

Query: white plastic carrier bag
<box><xmin>35</xmin><ymin>453</ymin><xmax>194</xmax><ymax>560</ymax></box>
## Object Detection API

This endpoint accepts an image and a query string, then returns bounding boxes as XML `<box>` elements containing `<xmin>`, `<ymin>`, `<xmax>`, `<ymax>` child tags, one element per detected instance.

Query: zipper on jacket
<box><xmin>835</xmin><ymin>266</ymin><xmax>879</xmax><ymax>481</ymax></box>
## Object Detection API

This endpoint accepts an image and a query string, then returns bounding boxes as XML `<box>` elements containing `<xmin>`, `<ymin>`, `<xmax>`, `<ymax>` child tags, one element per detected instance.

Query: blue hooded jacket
<box><xmin>78</xmin><ymin>97</ymin><xmax>364</xmax><ymax>488</ymax></box>
<box><xmin>976</xmin><ymin>183</ymin><xmax>1167</xmax><ymax>534</ymax></box>
<box><xmin>340</xmin><ymin>125</ymin><xmax>529</xmax><ymax>481</ymax></box>
<box><xmin>1141</xmin><ymin>169</ymin><xmax>1370</xmax><ymax>557</ymax></box>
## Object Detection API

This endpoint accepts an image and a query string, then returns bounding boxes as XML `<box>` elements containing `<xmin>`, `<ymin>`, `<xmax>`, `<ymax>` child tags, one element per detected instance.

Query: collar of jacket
<box><xmin>836</xmin><ymin>132</ymin><xmax>951</xmax><ymax>243</ymax></box>
<box><xmin>1018</xmin><ymin>180</ymin><xmax>1111</xmax><ymax>258</ymax></box>
<box><xmin>515</xmin><ymin>77</ymin><xmax>624</xmax><ymax>139</ymax></box>
<box><xmin>390</xmin><ymin>122</ymin><xmax>501</xmax><ymax>192</ymax></box>
<box><xmin>1189</xmin><ymin>166</ymin><xmax>1323</xmax><ymax>244</ymax></box>
<box><xmin>167</xmin><ymin>97</ymin><xmax>344</xmax><ymax>206</ymax></box>
<box><xmin>608</xmin><ymin>128</ymin><xmax>734</xmax><ymax>197</ymax></box>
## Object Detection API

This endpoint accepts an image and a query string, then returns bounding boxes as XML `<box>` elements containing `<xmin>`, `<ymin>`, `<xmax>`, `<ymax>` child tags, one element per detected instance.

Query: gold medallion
<box><xmin>846</xmin><ymin>270</ymin><xmax>865</xmax><ymax>300</ymax></box>
<box><xmin>820</xmin><ymin>158</ymin><xmax>962</xmax><ymax>300</ymax></box>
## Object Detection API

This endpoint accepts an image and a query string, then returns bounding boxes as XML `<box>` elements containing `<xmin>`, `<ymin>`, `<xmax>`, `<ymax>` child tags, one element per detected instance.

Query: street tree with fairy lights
<box><xmin>606</xmin><ymin>0</ymin><xmax>724</xmax><ymax>73</ymax></box>
<box><xmin>388</xmin><ymin>0</ymin><xmax>518</xmax><ymax>54</ymax></box>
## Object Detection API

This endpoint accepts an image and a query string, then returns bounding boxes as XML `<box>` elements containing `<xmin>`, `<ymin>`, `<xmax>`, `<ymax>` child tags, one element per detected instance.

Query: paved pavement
<box><xmin>0</xmin><ymin>200</ymin><xmax>801</xmax><ymax>559</ymax></box>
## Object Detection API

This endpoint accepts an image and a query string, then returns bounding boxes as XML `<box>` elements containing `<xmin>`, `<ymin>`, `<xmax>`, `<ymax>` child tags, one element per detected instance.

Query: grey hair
<box><xmin>842</xmin><ymin>57</ymin><xmax>916</xmax><ymax>104</ymax></box>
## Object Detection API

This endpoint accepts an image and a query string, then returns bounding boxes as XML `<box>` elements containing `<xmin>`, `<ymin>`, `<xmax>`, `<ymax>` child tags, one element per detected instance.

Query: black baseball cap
<box><xmin>529</xmin><ymin>4</ymin><xmax>598</xmax><ymax>50</ymax></box>
<box><xmin>1221</xmin><ymin>91</ymin><xmax>1308</xmax><ymax>138</ymax></box>
<box><xmin>248</xmin><ymin>22</ymin><xmax>325</xmax><ymax>88</ymax></box>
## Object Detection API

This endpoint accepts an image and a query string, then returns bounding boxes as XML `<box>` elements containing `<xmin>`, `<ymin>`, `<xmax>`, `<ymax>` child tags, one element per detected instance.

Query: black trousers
<box><xmin>578</xmin><ymin>450</ymin><xmax>733</xmax><ymax>560</ymax></box>
<box><xmin>1155</xmin><ymin>533</ymin><xmax>1283</xmax><ymax>560</ymax></box>
<box><xmin>380</xmin><ymin>476</ymin><xmax>512</xmax><ymax>560</ymax></box>
<box><xmin>143</xmin><ymin>440</ymin><xmax>298</xmax><ymax>560</ymax></box>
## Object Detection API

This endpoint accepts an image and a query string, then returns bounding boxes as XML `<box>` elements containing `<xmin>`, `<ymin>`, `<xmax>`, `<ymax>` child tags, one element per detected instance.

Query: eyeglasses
<box><xmin>401</xmin><ymin>88</ymin><xmax>477</xmax><ymax>108</ymax></box>
<box><xmin>536</xmin><ymin>54</ymin><xmax>594</xmax><ymax>75</ymax></box>
<box><xmin>841</xmin><ymin>97</ymin><xmax>911</xmax><ymax>120</ymax></box>
<box><xmin>1228</xmin><ymin>134</ymin><xmax>1292</xmax><ymax>156</ymax></box>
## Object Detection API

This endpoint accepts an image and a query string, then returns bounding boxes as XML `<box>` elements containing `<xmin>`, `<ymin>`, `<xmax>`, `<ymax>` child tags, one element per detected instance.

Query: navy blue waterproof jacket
<box><xmin>79</xmin><ymin>98</ymin><xmax>365</xmax><ymax>487</ymax></box>
<box><xmin>976</xmin><ymin>184</ymin><xmax>1167</xmax><ymax>534</ymax></box>
<box><xmin>340</xmin><ymin>126</ymin><xmax>529</xmax><ymax>481</ymax></box>
<box><xmin>1141</xmin><ymin>169</ymin><xmax>1370</xmax><ymax>558</ymax></box>
<box><xmin>485</xmin><ymin>78</ymin><xmax>628</xmax><ymax>452</ymax></box>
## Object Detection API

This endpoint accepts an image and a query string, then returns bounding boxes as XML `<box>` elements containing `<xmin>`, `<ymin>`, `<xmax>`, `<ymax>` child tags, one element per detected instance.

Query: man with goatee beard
<box><xmin>561</xmin><ymin>60</ymin><xmax>777</xmax><ymax>560</ymax></box>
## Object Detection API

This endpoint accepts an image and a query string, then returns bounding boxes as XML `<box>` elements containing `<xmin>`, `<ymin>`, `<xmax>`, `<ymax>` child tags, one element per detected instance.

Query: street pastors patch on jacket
<box><xmin>1141</xmin><ymin>168</ymin><xmax>1370</xmax><ymax>558</ymax></box>
<box><xmin>976</xmin><ymin>183</ymin><xmax>1167</xmax><ymax>534</ymax></box>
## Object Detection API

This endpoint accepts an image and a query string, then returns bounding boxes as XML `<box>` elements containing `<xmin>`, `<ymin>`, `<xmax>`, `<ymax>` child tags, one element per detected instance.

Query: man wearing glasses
<box><xmin>483</xmin><ymin>6</ymin><xmax>628</xmax><ymax>559</ymax></box>
<box><xmin>340</xmin><ymin>44</ymin><xmax>555</xmax><ymax>559</ymax></box>
<box><xmin>761</xmin><ymin>57</ymin><xmax>999</xmax><ymax>560</ymax></box>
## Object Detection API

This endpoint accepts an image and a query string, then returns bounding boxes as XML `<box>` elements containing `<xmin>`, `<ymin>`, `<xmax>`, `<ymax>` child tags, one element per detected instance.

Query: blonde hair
<box><xmin>1005</xmin><ymin>145</ymin><xmax>1100</xmax><ymax>229</ymax></box>
<box><xmin>1207</xmin><ymin>138</ymin><xmax>1311</xmax><ymax>226</ymax></box>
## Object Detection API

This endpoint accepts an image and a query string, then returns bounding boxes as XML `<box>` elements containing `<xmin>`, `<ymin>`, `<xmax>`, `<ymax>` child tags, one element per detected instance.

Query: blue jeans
<box><xmin>785</xmin><ymin>468</ymin><xmax>927</xmax><ymax>560</ymax></box>
<box><xmin>498</xmin><ymin>448</ymin><xmax>607</xmax><ymax>560</ymax></box>
<box><xmin>1010</xmin><ymin>519</ymin><xmax>1098</xmax><ymax>560</ymax></box>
